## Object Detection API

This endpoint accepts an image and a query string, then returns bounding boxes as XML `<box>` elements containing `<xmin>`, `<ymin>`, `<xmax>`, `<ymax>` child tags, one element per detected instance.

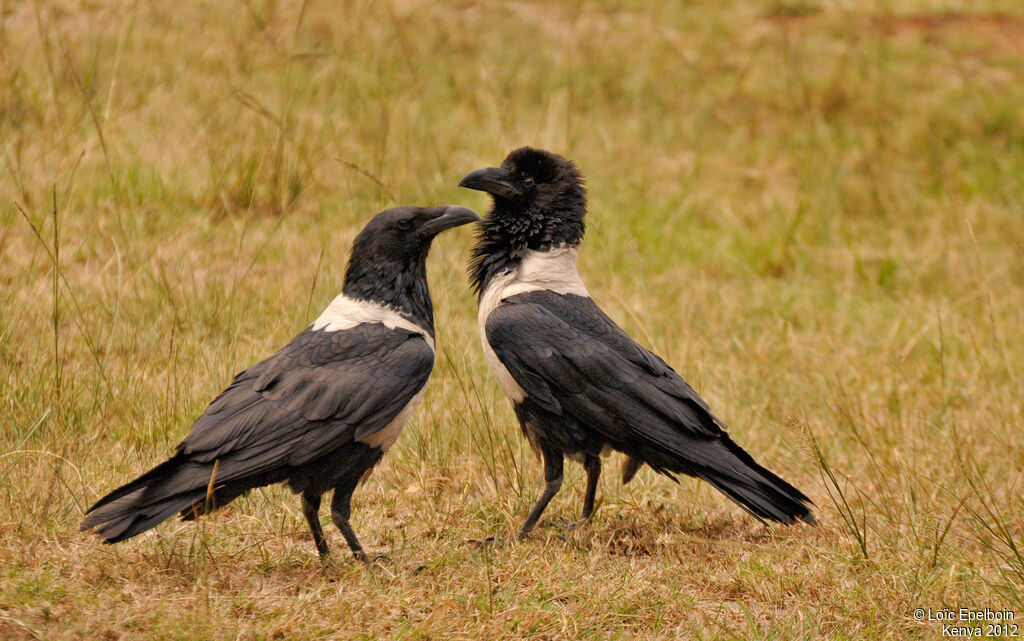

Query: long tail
<box><xmin>692</xmin><ymin>434</ymin><xmax>816</xmax><ymax>525</ymax></box>
<box><xmin>634</xmin><ymin>434</ymin><xmax>816</xmax><ymax>526</ymax></box>
<box><xmin>79</xmin><ymin>456</ymin><xmax>237</xmax><ymax>543</ymax></box>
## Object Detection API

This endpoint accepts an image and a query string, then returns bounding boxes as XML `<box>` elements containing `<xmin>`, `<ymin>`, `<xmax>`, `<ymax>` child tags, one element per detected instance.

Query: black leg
<box><xmin>518</xmin><ymin>447</ymin><xmax>563</xmax><ymax>540</ymax></box>
<box><xmin>330</xmin><ymin>481</ymin><xmax>366</xmax><ymax>561</ymax></box>
<box><xmin>581</xmin><ymin>454</ymin><xmax>601</xmax><ymax>521</ymax></box>
<box><xmin>302</xmin><ymin>492</ymin><xmax>330</xmax><ymax>558</ymax></box>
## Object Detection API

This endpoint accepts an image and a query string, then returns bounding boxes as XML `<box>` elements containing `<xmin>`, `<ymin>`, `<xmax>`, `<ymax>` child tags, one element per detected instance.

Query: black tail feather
<box><xmin>80</xmin><ymin>456</ymin><xmax>223</xmax><ymax>543</ymax></box>
<box><xmin>647</xmin><ymin>433</ymin><xmax>816</xmax><ymax>526</ymax></box>
<box><xmin>83</xmin><ymin>455</ymin><xmax>187</xmax><ymax>515</ymax></box>
<box><xmin>696</xmin><ymin>435</ymin><xmax>816</xmax><ymax>525</ymax></box>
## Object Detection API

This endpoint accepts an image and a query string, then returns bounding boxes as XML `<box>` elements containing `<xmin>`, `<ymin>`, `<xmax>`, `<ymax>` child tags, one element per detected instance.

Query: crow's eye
<box><xmin>397</xmin><ymin>219</ymin><xmax>413</xmax><ymax>231</ymax></box>
<box><xmin>522</xmin><ymin>175</ymin><xmax>535</xmax><ymax>188</ymax></box>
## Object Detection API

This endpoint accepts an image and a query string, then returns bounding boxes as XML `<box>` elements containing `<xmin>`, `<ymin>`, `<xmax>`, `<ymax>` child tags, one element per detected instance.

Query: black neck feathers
<box><xmin>342</xmin><ymin>248</ymin><xmax>434</xmax><ymax>334</ymax></box>
<box><xmin>468</xmin><ymin>149</ymin><xmax>587</xmax><ymax>298</ymax></box>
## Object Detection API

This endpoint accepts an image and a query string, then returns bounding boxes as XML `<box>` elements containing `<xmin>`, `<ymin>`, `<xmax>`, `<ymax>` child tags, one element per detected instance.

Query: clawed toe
<box><xmin>465</xmin><ymin>536</ymin><xmax>498</xmax><ymax>548</ymax></box>
<box><xmin>542</xmin><ymin>517</ymin><xmax>580</xmax><ymax>531</ymax></box>
<box><xmin>353</xmin><ymin>550</ymin><xmax>393</xmax><ymax>566</ymax></box>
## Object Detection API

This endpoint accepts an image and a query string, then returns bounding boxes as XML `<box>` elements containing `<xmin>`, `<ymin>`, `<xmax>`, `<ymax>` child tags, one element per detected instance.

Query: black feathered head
<box><xmin>342</xmin><ymin>205</ymin><xmax>479</xmax><ymax>327</ymax></box>
<box><xmin>460</xmin><ymin>147</ymin><xmax>587</xmax><ymax>295</ymax></box>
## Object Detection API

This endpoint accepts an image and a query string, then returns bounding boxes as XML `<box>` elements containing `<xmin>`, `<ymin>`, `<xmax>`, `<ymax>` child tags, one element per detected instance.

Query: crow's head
<box><xmin>343</xmin><ymin>205</ymin><xmax>479</xmax><ymax>323</ymax></box>
<box><xmin>349</xmin><ymin>205</ymin><xmax>480</xmax><ymax>264</ymax></box>
<box><xmin>460</xmin><ymin>147</ymin><xmax>587</xmax><ymax>251</ymax></box>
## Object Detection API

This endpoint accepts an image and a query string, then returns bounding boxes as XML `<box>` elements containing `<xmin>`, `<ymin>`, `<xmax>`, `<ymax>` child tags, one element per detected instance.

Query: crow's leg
<box><xmin>580</xmin><ymin>454</ymin><xmax>601</xmax><ymax>522</ymax></box>
<box><xmin>302</xmin><ymin>492</ymin><xmax>330</xmax><ymax>558</ymax></box>
<box><xmin>330</xmin><ymin>480</ymin><xmax>365</xmax><ymax>561</ymax></box>
<box><xmin>518</xmin><ymin>447</ymin><xmax>564</xmax><ymax>540</ymax></box>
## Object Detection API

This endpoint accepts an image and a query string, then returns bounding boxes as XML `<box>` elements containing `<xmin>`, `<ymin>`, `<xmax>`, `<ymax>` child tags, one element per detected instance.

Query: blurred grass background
<box><xmin>1</xmin><ymin>0</ymin><xmax>1022</xmax><ymax>638</ymax></box>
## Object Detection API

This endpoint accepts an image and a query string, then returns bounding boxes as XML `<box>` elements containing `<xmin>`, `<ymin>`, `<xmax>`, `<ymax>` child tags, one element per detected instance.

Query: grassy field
<box><xmin>2</xmin><ymin>0</ymin><xmax>1023</xmax><ymax>638</ymax></box>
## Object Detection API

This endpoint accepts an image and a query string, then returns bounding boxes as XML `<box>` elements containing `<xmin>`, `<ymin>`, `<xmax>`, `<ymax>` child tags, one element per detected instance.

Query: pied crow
<box><xmin>80</xmin><ymin>205</ymin><xmax>480</xmax><ymax>559</ymax></box>
<box><xmin>459</xmin><ymin>148</ymin><xmax>815</xmax><ymax>539</ymax></box>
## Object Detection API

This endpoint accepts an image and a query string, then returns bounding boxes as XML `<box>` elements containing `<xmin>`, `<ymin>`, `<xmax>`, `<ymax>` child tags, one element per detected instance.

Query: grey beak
<box><xmin>419</xmin><ymin>205</ymin><xmax>480</xmax><ymax>236</ymax></box>
<box><xmin>458</xmin><ymin>167</ymin><xmax>521</xmax><ymax>199</ymax></box>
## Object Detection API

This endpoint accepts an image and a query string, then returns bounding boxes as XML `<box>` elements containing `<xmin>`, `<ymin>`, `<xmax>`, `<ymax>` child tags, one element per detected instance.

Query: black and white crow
<box><xmin>459</xmin><ymin>148</ymin><xmax>815</xmax><ymax>539</ymax></box>
<box><xmin>80</xmin><ymin>205</ymin><xmax>480</xmax><ymax>559</ymax></box>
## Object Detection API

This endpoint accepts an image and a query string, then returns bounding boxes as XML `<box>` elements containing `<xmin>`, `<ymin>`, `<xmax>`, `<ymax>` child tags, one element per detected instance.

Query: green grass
<box><xmin>2</xmin><ymin>0</ymin><xmax>1023</xmax><ymax>638</ymax></box>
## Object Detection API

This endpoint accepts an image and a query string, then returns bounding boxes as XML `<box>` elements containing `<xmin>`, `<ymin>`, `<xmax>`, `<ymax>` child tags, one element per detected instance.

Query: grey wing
<box><xmin>177</xmin><ymin>323</ymin><xmax>434</xmax><ymax>483</ymax></box>
<box><xmin>485</xmin><ymin>290</ymin><xmax>726</xmax><ymax>457</ymax></box>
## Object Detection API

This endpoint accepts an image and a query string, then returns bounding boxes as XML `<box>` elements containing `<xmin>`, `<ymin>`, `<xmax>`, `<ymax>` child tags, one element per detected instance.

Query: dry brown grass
<box><xmin>1</xmin><ymin>0</ymin><xmax>1022</xmax><ymax>638</ymax></box>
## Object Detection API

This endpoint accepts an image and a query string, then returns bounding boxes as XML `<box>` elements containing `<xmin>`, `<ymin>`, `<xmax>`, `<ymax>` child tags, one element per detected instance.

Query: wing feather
<box><xmin>178</xmin><ymin>323</ymin><xmax>433</xmax><ymax>476</ymax></box>
<box><xmin>485</xmin><ymin>291</ymin><xmax>725</xmax><ymax>459</ymax></box>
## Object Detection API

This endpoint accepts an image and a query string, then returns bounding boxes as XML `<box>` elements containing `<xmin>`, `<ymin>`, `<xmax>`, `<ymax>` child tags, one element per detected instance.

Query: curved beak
<box><xmin>419</xmin><ymin>205</ymin><xmax>480</xmax><ymax>236</ymax></box>
<box><xmin>458</xmin><ymin>167</ymin><xmax>521</xmax><ymax>199</ymax></box>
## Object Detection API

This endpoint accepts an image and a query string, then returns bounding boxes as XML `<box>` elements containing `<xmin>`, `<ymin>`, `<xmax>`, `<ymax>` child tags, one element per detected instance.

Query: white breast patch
<box><xmin>312</xmin><ymin>294</ymin><xmax>435</xmax><ymax>352</ymax></box>
<box><xmin>478</xmin><ymin>247</ymin><xmax>590</xmax><ymax>404</ymax></box>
